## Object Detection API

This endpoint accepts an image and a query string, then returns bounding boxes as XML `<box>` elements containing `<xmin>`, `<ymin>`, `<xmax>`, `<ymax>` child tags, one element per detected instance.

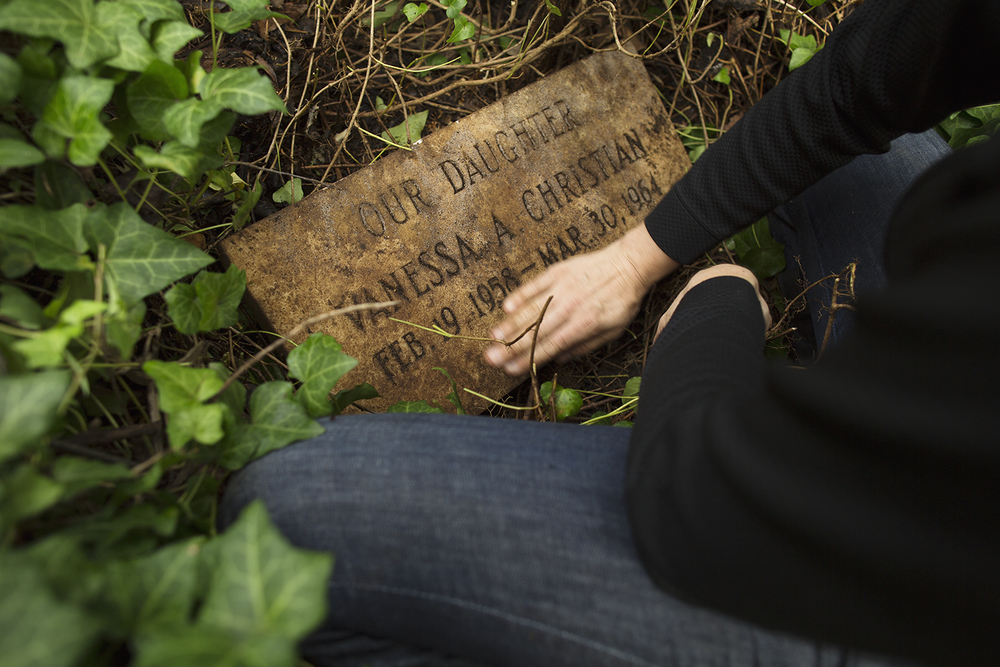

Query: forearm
<box><xmin>646</xmin><ymin>0</ymin><xmax>1000</xmax><ymax>264</ymax></box>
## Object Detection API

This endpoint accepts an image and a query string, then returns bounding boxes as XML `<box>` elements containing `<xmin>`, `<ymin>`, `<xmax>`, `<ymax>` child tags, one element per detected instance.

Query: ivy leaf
<box><xmin>143</xmin><ymin>360</ymin><xmax>229</xmax><ymax>449</ymax></box>
<box><xmin>15</xmin><ymin>43</ymin><xmax>59</xmax><ymax>116</ymax></box>
<box><xmin>104</xmin><ymin>299</ymin><xmax>146</xmax><ymax>358</ymax></box>
<box><xmin>163</xmin><ymin>98</ymin><xmax>224</xmax><ymax>147</ymax></box>
<box><xmin>0</xmin><ymin>53</ymin><xmax>22</xmax><ymax>106</ymax></box>
<box><xmin>134</xmin><ymin>141</ymin><xmax>222</xmax><ymax>181</ymax></box>
<box><xmin>104</xmin><ymin>537</ymin><xmax>205</xmax><ymax>637</ymax></box>
<box><xmin>150</xmin><ymin>20</ymin><xmax>203</xmax><ymax>61</ymax></box>
<box><xmin>121</xmin><ymin>0</ymin><xmax>188</xmax><ymax>27</ymax></box>
<box><xmin>287</xmin><ymin>333</ymin><xmax>357</xmax><ymax>418</ymax></box>
<box><xmin>0</xmin><ymin>0</ymin><xmax>118</xmax><ymax>69</ymax></box>
<box><xmin>386</xmin><ymin>400</ymin><xmax>445</xmax><ymax>414</ymax></box>
<box><xmin>33</xmin><ymin>161</ymin><xmax>94</xmax><ymax>211</ymax></box>
<box><xmin>442</xmin><ymin>0</ymin><xmax>467</xmax><ymax>20</ymax></box>
<box><xmin>128</xmin><ymin>59</ymin><xmax>190</xmax><ymax>142</ymax></box>
<box><xmin>271</xmin><ymin>177</ymin><xmax>303</xmax><ymax>205</ymax></box>
<box><xmin>85</xmin><ymin>203</ymin><xmax>213</xmax><ymax>306</ymax></box>
<box><xmin>233</xmin><ymin>179</ymin><xmax>263</xmax><ymax>230</ymax></box>
<box><xmin>381</xmin><ymin>110</ymin><xmax>428</xmax><ymax>146</ymax></box>
<box><xmin>134</xmin><ymin>625</ymin><xmax>295</xmax><ymax>667</ymax></box>
<box><xmin>175</xmin><ymin>50</ymin><xmax>208</xmax><ymax>92</ymax></box>
<box><xmin>33</xmin><ymin>75</ymin><xmax>115</xmax><ymax>166</ymax></box>
<box><xmin>0</xmin><ymin>371</ymin><xmax>70</xmax><ymax>463</ymax></box>
<box><xmin>165</xmin><ymin>265</ymin><xmax>247</xmax><ymax>336</ymax></box>
<box><xmin>0</xmin><ymin>285</ymin><xmax>45</xmax><ymax>330</ymax></box>
<box><xmin>622</xmin><ymin>376</ymin><xmax>641</xmax><ymax>410</ymax></box>
<box><xmin>134</xmin><ymin>112</ymin><xmax>234</xmax><ymax>180</ymax></box>
<box><xmin>0</xmin><ymin>554</ymin><xmax>101</xmax><ymax>667</ymax></box>
<box><xmin>725</xmin><ymin>217</ymin><xmax>786</xmax><ymax>281</ymax></box>
<box><xmin>218</xmin><ymin>382</ymin><xmax>324</xmax><ymax>469</ymax></box>
<box><xmin>211</xmin><ymin>0</ymin><xmax>286</xmax><ymax>34</ymax></box>
<box><xmin>103</xmin><ymin>1</ymin><xmax>158</xmax><ymax>72</ymax></box>
<box><xmin>540</xmin><ymin>381</ymin><xmax>583</xmax><ymax>421</ymax></box>
<box><xmin>13</xmin><ymin>299</ymin><xmax>107</xmax><ymax>368</ymax></box>
<box><xmin>361</xmin><ymin>0</ymin><xmax>400</xmax><ymax>28</ymax></box>
<box><xmin>199</xmin><ymin>501</ymin><xmax>332</xmax><ymax>638</ymax></box>
<box><xmin>0</xmin><ymin>464</ymin><xmax>65</xmax><ymax>524</ymax></box>
<box><xmin>447</xmin><ymin>15</ymin><xmax>476</xmax><ymax>43</ymax></box>
<box><xmin>0</xmin><ymin>138</ymin><xmax>46</xmax><ymax>168</ymax></box>
<box><xmin>198</xmin><ymin>67</ymin><xmax>287</xmax><ymax>116</ymax></box>
<box><xmin>587</xmin><ymin>410</ymin><xmax>613</xmax><ymax>426</ymax></box>
<box><xmin>0</xmin><ymin>203</ymin><xmax>92</xmax><ymax>273</ymax></box>
<box><xmin>330</xmin><ymin>382</ymin><xmax>380</xmax><ymax>416</ymax></box>
<box><xmin>52</xmin><ymin>456</ymin><xmax>131</xmax><ymax>497</ymax></box>
<box><xmin>434</xmin><ymin>366</ymin><xmax>465</xmax><ymax>415</ymax></box>
<box><xmin>402</xmin><ymin>2</ymin><xmax>427</xmax><ymax>22</ymax></box>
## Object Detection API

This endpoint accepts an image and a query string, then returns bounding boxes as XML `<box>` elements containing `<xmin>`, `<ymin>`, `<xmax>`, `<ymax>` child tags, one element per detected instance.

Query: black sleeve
<box><xmin>626</xmin><ymin>136</ymin><xmax>1000</xmax><ymax>667</ymax></box>
<box><xmin>645</xmin><ymin>0</ymin><xmax>1000</xmax><ymax>264</ymax></box>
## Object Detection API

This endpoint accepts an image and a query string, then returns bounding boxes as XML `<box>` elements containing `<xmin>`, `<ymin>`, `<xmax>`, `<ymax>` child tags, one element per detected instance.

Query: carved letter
<box><xmin>434</xmin><ymin>241</ymin><xmax>460</xmax><ymax>276</ymax></box>
<box><xmin>456</xmin><ymin>234</ymin><xmax>483</xmax><ymax>268</ymax></box>
<box><xmin>402</xmin><ymin>179</ymin><xmax>432</xmax><ymax>212</ymax></box>
<box><xmin>541</xmin><ymin>106</ymin><xmax>564</xmax><ymax>137</ymax></box>
<box><xmin>522</xmin><ymin>190</ymin><xmax>545</xmax><ymax>222</ymax></box>
<box><xmin>526</xmin><ymin>112</ymin><xmax>550</xmax><ymax>144</ymax></box>
<box><xmin>464</xmin><ymin>152</ymin><xmax>485</xmax><ymax>185</ymax></box>
<box><xmin>495</xmin><ymin>130</ymin><xmax>519</xmax><ymax>162</ymax></box>
<box><xmin>602</xmin><ymin>145</ymin><xmax>622</xmax><ymax>174</ymax></box>
<box><xmin>510</xmin><ymin>121</ymin><xmax>535</xmax><ymax>151</ymax></box>
<box><xmin>537</xmin><ymin>242</ymin><xmax>560</xmax><ymax>267</ymax></box>
<box><xmin>625</xmin><ymin>128</ymin><xmax>648</xmax><ymax>159</ymax></box>
<box><xmin>493</xmin><ymin>213</ymin><xmax>515</xmax><ymax>245</ymax></box>
<box><xmin>378</xmin><ymin>271</ymin><xmax>409</xmax><ymax>305</ymax></box>
<box><xmin>577</xmin><ymin>156</ymin><xmax>601</xmax><ymax>187</ymax></box>
<box><xmin>557</xmin><ymin>235</ymin><xmax>576</xmax><ymax>260</ymax></box>
<box><xmin>373</xmin><ymin>346</ymin><xmax>396</xmax><ymax>384</ymax></box>
<box><xmin>554</xmin><ymin>171</ymin><xmax>578</xmax><ymax>200</ymax></box>
<box><xmin>359</xmin><ymin>202</ymin><xmax>385</xmax><ymax>236</ymax></box>
<box><xmin>439</xmin><ymin>160</ymin><xmax>466</xmax><ymax>194</ymax></box>
<box><xmin>588</xmin><ymin>149</ymin><xmax>611</xmax><ymax>178</ymax></box>
<box><xmin>616</xmin><ymin>141</ymin><xmax>635</xmax><ymax>167</ymax></box>
<box><xmin>418</xmin><ymin>252</ymin><xmax>444</xmax><ymax>285</ymax></box>
<box><xmin>566</xmin><ymin>225</ymin><xmax>590</xmax><ymax>252</ymax></box>
<box><xmin>381</xmin><ymin>189</ymin><xmax>408</xmax><ymax>224</ymax></box>
<box><xmin>536</xmin><ymin>180</ymin><xmax>562</xmax><ymax>214</ymax></box>
<box><xmin>403</xmin><ymin>332</ymin><xmax>425</xmax><ymax>361</ymax></box>
<box><xmin>401</xmin><ymin>261</ymin><xmax>430</xmax><ymax>297</ymax></box>
<box><xmin>474</xmin><ymin>142</ymin><xmax>501</xmax><ymax>173</ymax></box>
<box><xmin>554</xmin><ymin>100</ymin><xmax>580</xmax><ymax>130</ymax></box>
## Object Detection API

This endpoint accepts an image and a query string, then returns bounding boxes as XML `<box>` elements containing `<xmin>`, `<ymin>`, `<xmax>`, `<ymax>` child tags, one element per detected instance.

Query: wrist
<box><xmin>613</xmin><ymin>223</ymin><xmax>679</xmax><ymax>292</ymax></box>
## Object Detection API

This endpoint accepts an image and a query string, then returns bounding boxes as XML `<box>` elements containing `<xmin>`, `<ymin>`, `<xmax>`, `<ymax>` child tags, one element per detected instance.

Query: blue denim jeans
<box><xmin>220</xmin><ymin>415</ymin><xmax>916</xmax><ymax>667</ymax></box>
<box><xmin>770</xmin><ymin>130</ymin><xmax>951</xmax><ymax>348</ymax></box>
<box><xmin>219</xmin><ymin>134</ymin><xmax>945</xmax><ymax>667</ymax></box>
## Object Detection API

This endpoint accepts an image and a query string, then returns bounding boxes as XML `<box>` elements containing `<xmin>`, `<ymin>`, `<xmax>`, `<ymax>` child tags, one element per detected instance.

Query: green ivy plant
<box><xmin>0</xmin><ymin>1</ymin><xmax>383</xmax><ymax>664</ymax></box>
<box><xmin>778</xmin><ymin>29</ymin><xmax>822</xmax><ymax>72</ymax></box>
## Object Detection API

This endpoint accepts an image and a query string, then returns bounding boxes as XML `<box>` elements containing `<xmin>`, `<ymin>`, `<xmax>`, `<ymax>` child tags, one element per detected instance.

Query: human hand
<box><xmin>484</xmin><ymin>225</ymin><xmax>678</xmax><ymax>376</ymax></box>
<box><xmin>655</xmin><ymin>264</ymin><xmax>772</xmax><ymax>341</ymax></box>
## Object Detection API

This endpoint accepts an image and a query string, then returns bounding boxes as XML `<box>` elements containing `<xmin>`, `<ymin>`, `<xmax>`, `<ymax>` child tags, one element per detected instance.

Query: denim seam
<box><xmin>331</xmin><ymin>581</ymin><xmax>664</xmax><ymax>667</ymax></box>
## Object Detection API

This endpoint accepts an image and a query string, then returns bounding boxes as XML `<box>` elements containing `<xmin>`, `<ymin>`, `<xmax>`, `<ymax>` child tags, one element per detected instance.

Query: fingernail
<box><xmin>490</xmin><ymin>328</ymin><xmax>503</xmax><ymax>340</ymax></box>
<box><xmin>504</xmin><ymin>361</ymin><xmax>521</xmax><ymax>375</ymax></box>
<box><xmin>485</xmin><ymin>347</ymin><xmax>502</xmax><ymax>366</ymax></box>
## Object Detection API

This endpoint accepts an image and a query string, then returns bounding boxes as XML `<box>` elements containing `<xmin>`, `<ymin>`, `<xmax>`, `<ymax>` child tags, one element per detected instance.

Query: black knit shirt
<box><xmin>627</xmin><ymin>1</ymin><xmax>1000</xmax><ymax>665</ymax></box>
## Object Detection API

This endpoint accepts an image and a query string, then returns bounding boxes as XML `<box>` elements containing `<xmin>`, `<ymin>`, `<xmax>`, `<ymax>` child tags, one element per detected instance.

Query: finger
<box><xmin>501</xmin><ymin>269</ymin><xmax>556</xmax><ymax>315</ymax></box>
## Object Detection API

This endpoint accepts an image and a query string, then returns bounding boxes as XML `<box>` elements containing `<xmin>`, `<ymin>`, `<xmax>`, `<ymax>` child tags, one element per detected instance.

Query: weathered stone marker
<box><xmin>220</xmin><ymin>50</ymin><xmax>689</xmax><ymax>411</ymax></box>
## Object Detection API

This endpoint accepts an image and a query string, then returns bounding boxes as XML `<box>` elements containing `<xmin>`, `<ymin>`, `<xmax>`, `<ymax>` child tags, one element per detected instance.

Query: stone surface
<box><xmin>220</xmin><ymin>50</ymin><xmax>690</xmax><ymax>411</ymax></box>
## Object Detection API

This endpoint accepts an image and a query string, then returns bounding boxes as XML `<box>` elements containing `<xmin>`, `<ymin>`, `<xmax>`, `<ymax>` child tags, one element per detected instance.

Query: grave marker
<box><xmin>220</xmin><ymin>50</ymin><xmax>690</xmax><ymax>410</ymax></box>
